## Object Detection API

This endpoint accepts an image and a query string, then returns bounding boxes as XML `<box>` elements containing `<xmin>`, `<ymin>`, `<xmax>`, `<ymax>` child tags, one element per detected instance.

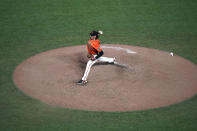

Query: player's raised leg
<box><xmin>98</xmin><ymin>57</ymin><xmax>116</xmax><ymax>64</ymax></box>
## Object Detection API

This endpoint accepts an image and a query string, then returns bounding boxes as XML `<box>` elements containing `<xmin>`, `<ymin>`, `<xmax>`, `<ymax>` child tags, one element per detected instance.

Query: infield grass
<box><xmin>0</xmin><ymin>0</ymin><xmax>197</xmax><ymax>130</ymax></box>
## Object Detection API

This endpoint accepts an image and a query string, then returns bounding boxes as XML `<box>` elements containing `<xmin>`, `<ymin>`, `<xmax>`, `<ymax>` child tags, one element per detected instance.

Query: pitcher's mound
<box><xmin>13</xmin><ymin>44</ymin><xmax>197</xmax><ymax>111</ymax></box>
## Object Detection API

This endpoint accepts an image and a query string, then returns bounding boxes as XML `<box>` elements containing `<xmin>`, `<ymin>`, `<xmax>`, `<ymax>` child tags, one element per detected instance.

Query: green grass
<box><xmin>1</xmin><ymin>0</ymin><xmax>197</xmax><ymax>130</ymax></box>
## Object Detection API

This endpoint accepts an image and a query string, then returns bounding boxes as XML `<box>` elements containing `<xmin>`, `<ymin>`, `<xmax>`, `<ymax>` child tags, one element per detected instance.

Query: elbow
<box><xmin>100</xmin><ymin>50</ymin><xmax>104</xmax><ymax>56</ymax></box>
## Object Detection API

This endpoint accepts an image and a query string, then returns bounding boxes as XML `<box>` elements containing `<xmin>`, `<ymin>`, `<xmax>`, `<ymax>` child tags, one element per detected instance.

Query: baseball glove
<box><xmin>87</xmin><ymin>53</ymin><xmax>93</xmax><ymax>59</ymax></box>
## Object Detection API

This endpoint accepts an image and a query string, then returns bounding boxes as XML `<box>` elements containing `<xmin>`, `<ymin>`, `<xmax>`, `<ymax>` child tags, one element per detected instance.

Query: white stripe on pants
<box><xmin>82</xmin><ymin>56</ymin><xmax>114</xmax><ymax>81</ymax></box>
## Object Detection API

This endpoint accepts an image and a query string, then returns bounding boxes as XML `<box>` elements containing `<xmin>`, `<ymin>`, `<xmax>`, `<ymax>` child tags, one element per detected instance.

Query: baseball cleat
<box><xmin>114</xmin><ymin>57</ymin><xmax>117</xmax><ymax>63</ymax></box>
<box><xmin>113</xmin><ymin>57</ymin><xmax>116</xmax><ymax>62</ymax></box>
<box><xmin>76</xmin><ymin>80</ymin><xmax>88</xmax><ymax>85</ymax></box>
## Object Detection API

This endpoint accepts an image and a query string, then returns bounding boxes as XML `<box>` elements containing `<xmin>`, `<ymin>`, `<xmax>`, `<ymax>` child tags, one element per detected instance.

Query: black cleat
<box><xmin>77</xmin><ymin>80</ymin><xmax>88</xmax><ymax>85</ymax></box>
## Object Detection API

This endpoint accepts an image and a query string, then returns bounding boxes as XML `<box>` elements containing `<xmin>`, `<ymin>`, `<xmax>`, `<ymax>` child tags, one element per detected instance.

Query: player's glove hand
<box><xmin>87</xmin><ymin>53</ymin><xmax>96</xmax><ymax>61</ymax></box>
<box><xmin>87</xmin><ymin>53</ymin><xmax>92</xmax><ymax>58</ymax></box>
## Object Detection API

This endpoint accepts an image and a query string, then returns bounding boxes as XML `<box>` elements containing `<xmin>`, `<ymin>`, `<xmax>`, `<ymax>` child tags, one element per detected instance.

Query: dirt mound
<box><xmin>13</xmin><ymin>44</ymin><xmax>197</xmax><ymax>111</ymax></box>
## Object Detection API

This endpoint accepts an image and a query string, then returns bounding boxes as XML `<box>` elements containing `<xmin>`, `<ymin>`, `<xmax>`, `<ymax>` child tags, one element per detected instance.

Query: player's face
<box><xmin>90</xmin><ymin>35</ymin><xmax>96</xmax><ymax>40</ymax></box>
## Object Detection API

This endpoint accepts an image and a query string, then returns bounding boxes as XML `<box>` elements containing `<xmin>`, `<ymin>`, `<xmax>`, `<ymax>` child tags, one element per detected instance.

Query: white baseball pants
<box><xmin>82</xmin><ymin>56</ymin><xmax>114</xmax><ymax>81</ymax></box>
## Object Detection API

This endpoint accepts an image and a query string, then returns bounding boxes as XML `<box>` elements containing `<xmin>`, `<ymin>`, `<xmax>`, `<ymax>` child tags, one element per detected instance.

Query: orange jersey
<box><xmin>87</xmin><ymin>39</ymin><xmax>102</xmax><ymax>55</ymax></box>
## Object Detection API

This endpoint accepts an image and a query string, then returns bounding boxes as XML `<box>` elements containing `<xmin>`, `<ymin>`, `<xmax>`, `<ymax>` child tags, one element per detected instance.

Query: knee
<box><xmin>87</xmin><ymin>60</ymin><xmax>93</xmax><ymax>66</ymax></box>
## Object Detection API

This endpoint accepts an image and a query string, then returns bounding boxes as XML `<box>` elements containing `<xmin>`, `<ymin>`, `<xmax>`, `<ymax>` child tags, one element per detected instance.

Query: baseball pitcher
<box><xmin>77</xmin><ymin>30</ymin><xmax>116</xmax><ymax>85</ymax></box>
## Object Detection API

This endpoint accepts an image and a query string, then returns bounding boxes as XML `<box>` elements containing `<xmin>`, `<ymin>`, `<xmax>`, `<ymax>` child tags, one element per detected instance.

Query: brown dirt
<box><xmin>13</xmin><ymin>44</ymin><xmax>197</xmax><ymax>112</ymax></box>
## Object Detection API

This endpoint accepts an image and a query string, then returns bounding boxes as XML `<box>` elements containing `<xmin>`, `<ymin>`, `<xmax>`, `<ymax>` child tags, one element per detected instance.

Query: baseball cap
<box><xmin>90</xmin><ymin>31</ymin><xmax>99</xmax><ymax>36</ymax></box>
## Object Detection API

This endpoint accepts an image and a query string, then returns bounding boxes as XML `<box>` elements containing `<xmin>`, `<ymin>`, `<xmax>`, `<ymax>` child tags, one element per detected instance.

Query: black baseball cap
<box><xmin>90</xmin><ymin>31</ymin><xmax>99</xmax><ymax>36</ymax></box>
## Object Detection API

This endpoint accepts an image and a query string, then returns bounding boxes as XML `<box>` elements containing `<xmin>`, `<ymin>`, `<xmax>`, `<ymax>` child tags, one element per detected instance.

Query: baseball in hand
<box><xmin>98</xmin><ymin>30</ymin><xmax>103</xmax><ymax>35</ymax></box>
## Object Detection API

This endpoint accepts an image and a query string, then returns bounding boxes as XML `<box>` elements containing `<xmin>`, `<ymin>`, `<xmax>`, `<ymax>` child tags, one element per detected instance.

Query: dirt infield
<box><xmin>13</xmin><ymin>44</ymin><xmax>197</xmax><ymax>111</ymax></box>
